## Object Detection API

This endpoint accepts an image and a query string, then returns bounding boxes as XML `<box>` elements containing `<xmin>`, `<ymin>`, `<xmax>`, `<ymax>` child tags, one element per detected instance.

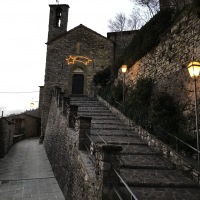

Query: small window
<box><xmin>55</xmin><ymin>8</ymin><xmax>62</xmax><ymax>28</ymax></box>
<box><xmin>76</xmin><ymin>42</ymin><xmax>82</xmax><ymax>54</ymax></box>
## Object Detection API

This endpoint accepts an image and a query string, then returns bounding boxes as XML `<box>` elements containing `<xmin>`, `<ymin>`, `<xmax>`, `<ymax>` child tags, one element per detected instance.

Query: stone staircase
<box><xmin>70</xmin><ymin>96</ymin><xmax>200</xmax><ymax>200</ymax></box>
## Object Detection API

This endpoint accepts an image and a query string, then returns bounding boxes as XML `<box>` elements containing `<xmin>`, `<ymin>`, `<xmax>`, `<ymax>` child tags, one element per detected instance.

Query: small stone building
<box><xmin>39</xmin><ymin>4</ymin><xmax>135</xmax><ymax>136</ymax></box>
<box><xmin>0</xmin><ymin>117</ymin><xmax>15</xmax><ymax>158</ymax></box>
<box><xmin>11</xmin><ymin>113</ymin><xmax>40</xmax><ymax>138</ymax></box>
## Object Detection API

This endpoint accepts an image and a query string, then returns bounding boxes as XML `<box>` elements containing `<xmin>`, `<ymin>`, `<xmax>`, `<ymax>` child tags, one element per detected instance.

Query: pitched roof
<box><xmin>46</xmin><ymin>24</ymin><xmax>112</xmax><ymax>45</ymax></box>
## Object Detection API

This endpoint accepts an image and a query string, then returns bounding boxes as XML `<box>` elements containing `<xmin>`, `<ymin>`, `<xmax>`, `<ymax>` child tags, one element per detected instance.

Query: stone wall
<box><xmin>41</xmin><ymin>24</ymin><xmax>114</xmax><ymax>136</ymax></box>
<box><xmin>107</xmin><ymin>31</ymin><xmax>137</xmax><ymax>67</ymax></box>
<box><xmin>43</xmin><ymin>90</ymin><xmax>122</xmax><ymax>200</ymax></box>
<box><xmin>119</xmin><ymin>7</ymin><xmax>200</xmax><ymax>129</ymax></box>
<box><xmin>0</xmin><ymin>118</ymin><xmax>14</xmax><ymax>158</ymax></box>
<box><xmin>43</xmin><ymin>97</ymin><xmax>96</xmax><ymax>200</ymax></box>
<box><xmin>97</xmin><ymin>95</ymin><xmax>200</xmax><ymax>184</ymax></box>
<box><xmin>159</xmin><ymin>0</ymin><xmax>194</xmax><ymax>10</ymax></box>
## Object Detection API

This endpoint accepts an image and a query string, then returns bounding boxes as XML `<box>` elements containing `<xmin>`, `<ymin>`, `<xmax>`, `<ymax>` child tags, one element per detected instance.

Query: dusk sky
<box><xmin>0</xmin><ymin>0</ymin><xmax>134</xmax><ymax>116</ymax></box>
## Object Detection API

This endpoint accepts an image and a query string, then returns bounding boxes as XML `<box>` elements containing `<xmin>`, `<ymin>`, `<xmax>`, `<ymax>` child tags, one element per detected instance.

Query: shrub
<box><xmin>93</xmin><ymin>67</ymin><xmax>111</xmax><ymax>87</ymax></box>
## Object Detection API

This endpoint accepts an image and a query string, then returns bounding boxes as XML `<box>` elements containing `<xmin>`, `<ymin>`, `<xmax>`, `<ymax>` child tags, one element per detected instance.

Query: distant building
<box><xmin>9</xmin><ymin>110</ymin><xmax>41</xmax><ymax>139</ymax></box>
<box><xmin>0</xmin><ymin>117</ymin><xmax>15</xmax><ymax>158</ymax></box>
<box><xmin>0</xmin><ymin>109</ymin><xmax>41</xmax><ymax>157</ymax></box>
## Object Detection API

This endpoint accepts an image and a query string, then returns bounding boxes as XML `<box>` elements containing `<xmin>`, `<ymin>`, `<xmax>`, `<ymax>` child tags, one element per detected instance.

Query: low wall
<box><xmin>43</xmin><ymin>97</ymin><xmax>96</xmax><ymax>200</ymax></box>
<box><xmin>0</xmin><ymin>118</ymin><xmax>14</xmax><ymax>158</ymax></box>
<box><xmin>97</xmin><ymin>95</ymin><xmax>200</xmax><ymax>184</ymax></box>
<box><xmin>43</xmin><ymin>89</ymin><xmax>123</xmax><ymax>200</ymax></box>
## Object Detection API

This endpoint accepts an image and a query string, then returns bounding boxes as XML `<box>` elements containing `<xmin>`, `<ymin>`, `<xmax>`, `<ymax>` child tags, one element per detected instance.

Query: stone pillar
<box><xmin>62</xmin><ymin>97</ymin><xmax>70</xmax><ymax>115</ymax></box>
<box><xmin>75</xmin><ymin>116</ymin><xmax>92</xmax><ymax>150</ymax></box>
<box><xmin>58</xmin><ymin>92</ymin><xmax>65</xmax><ymax>107</ymax></box>
<box><xmin>67</xmin><ymin>105</ymin><xmax>78</xmax><ymax>128</ymax></box>
<box><xmin>95</xmin><ymin>144</ymin><xmax>122</xmax><ymax>200</ymax></box>
<box><xmin>55</xmin><ymin>87</ymin><xmax>61</xmax><ymax>102</ymax></box>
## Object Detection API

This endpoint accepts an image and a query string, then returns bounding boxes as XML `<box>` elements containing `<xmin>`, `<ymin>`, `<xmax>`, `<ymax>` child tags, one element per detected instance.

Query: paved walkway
<box><xmin>0</xmin><ymin>138</ymin><xmax>65</xmax><ymax>200</ymax></box>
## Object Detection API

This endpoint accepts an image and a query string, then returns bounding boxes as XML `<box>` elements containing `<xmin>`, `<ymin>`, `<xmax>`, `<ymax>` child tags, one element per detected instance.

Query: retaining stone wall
<box><xmin>44</xmin><ymin>97</ymin><xmax>97</xmax><ymax>200</ymax></box>
<box><xmin>97</xmin><ymin>95</ymin><xmax>200</xmax><ymax>184</ymax></box>
<box><xmin>118</xmin><ymin>8</ymin><xmax>200</xmax><ymax>128</ymax></box>
<box><xmin>0</xmin><ymin>118</ymin><xmax>14</xmax><ymax>158</ymax></box>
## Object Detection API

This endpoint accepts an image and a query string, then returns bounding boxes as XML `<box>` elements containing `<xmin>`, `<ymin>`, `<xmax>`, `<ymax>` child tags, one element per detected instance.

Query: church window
<box><xmin>76</xmin><ymin>42</ymin><xmax>82</xmax><ymax>54</ymax></box>
<box><xmin>55</xmin><ymin>8</ymin><xmax>62</xmax><ymax>28</ymax></box>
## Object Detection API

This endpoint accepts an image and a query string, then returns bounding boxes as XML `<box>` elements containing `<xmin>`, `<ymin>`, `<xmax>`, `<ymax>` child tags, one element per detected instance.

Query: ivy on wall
<box><xmin>122</xmin><ymin>8</ymin><xmax>176</xmax><ymax>69</ymax></box>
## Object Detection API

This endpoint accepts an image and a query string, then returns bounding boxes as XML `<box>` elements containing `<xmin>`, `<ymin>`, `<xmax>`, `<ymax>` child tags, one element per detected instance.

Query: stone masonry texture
<box><xmin>41</xmin><ymin>23</ymin><xmax>114</xmax><ymax>136</ymax></box>
<box><xmin>118</xmin><ymin>6</ymin><xmax>200</xmax><ymax>132</ymax></box>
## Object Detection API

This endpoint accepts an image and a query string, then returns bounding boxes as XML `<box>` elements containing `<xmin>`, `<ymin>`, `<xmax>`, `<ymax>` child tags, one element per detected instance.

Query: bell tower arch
<box><xmin>48</xmin><ymin>4</ymin><xmax>69</xmax><ymax>41</ymax></box>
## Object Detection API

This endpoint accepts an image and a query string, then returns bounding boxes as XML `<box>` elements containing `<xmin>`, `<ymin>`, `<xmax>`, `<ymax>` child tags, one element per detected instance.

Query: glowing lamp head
<box><xmin>30</xmin><ymin>101</ymin><xmax>34</xmax><ymax>109</ymax></box>
<box><xmin>188</xmin><ymin>61</ymin><xmax>200</xmax><ymax>79</ymax></box>
<box><xmin>121</xmin><ymin>65</ymin><xmax>127</xmax><ymax>74</ymax></box>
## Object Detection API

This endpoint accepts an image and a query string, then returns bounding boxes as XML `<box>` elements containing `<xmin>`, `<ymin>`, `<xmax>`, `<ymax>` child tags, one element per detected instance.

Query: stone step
<box><xmin>90</xmin><ymin>116</ymin><xmax>117</xmax><ymax>120</ymax></box>
<box><xmin>71</xmin><ymin>102</ymin><xmax>103</xmax><ymax>107</ymax></box>
<box><xmin>70</xmin><ymin>97</ymin><xmax>97</xmax><ymax>101</ymax></box>
<box><xmin>90</xmin><ymin>135</ymin><xmax>147</xmax><ymax>145</ymax></box>
<box><xmin>118</xmin><ymin>187</ymin><xmax>200</xmax><ymax>200</ymax></box>
<box><xmin>120</xmin><ymin>154</ymin><xmax>174</xmax><ymax>170</ymax></box>
<box><xmin>91</xmin><ymin>129</ymin><xmax>135</xmax><ymax>136</ymax></box>
<box><xmin>92</xmin><ymin>124</ymin><xmax>131</xmax><ymax>130</ymax></box>
<box><xmin>78</xmin><ymin>107</ymin><xmax>108</xmax><ymax>111</ymax></box>
<box><xmin>78</xmin><ymin>112</ymin><xmax>115</xmax><ymax>117</ymax></box>
<box><xmin>121</xmin><ymin>145</ymin><xmax>159</xmax><ymax>155</ymax></box>
<box><xmin>92</xmin><ymin>119</ymin><xmax>124</xmax><ymax>125</ymax></box>
<box><xmin>120</xmin><ymin>169</ymin><xmax>197</xmax><ymax>188</ymax></box>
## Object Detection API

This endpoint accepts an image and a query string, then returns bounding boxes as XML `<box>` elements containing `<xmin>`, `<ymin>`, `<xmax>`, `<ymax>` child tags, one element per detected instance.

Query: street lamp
<box><xmin>188</xmin><ymin>61</ymin><xmax>200</xmax><ymax>165</ymax></box>
<box><xmin>121</xmin><ymin>65</ymin><xmax>127</xmax><ymax>104</ymax></box>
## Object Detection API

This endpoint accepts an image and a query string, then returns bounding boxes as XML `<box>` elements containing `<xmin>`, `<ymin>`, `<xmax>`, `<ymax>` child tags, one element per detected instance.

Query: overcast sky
<box><xmin>0</xmin><ymin>0</ymin><xmax>134</xmax><ymax>116</ymax></box>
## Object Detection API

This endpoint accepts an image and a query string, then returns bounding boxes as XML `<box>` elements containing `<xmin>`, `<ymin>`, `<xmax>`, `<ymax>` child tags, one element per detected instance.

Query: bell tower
<box><xmin>48</xmin><ymin>4</ymin><xmax>69</xmax><ymax>42</ymax></box>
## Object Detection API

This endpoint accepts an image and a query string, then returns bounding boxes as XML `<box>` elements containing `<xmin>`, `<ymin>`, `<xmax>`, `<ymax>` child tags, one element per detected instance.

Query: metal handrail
<box><xmin>100</xmin><ymin>94</ymin><xmax>200</xmax><ymax>161</ymax></box>
<box><xmin>113</xmin><ymin>169</ymin><xmax>139</xmax><ymax>200</ymax></box>
<box><xmin>85</xmin><ymin>132</ymin><xmax>138</xmax><ymax>200</ymax></box>
<box><xmin>113</xmin><ymin>187</ymin><xmax>124</xmax><ymax>200</ymax></box>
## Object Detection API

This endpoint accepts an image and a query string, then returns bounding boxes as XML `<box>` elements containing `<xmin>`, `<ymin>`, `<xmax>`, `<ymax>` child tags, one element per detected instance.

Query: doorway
<box><xmin>72</xmin><ymin>74</ymin><xmax>84</xmax><ymax>94</ymax></box>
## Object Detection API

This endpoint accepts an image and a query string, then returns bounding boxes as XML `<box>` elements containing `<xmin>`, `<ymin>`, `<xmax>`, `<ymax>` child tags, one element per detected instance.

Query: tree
<box><xmin>108</xmin><ymin>10</ymin><xmax>145</xmax><ymax>32</ymax></box>
<box><xmin>108</xmin><ymin>13</ymin><xmax>128</xmax><ymax>32</ymax></box>
<box><xmin>132</xmin><ymin>0</ymin><xmax>160</xmax><ymax>17</ymax></box>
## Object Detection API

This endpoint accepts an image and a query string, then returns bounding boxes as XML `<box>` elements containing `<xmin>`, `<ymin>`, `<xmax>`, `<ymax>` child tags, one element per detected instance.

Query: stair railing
<box><xmin>83</xmin><ymin>125</ymin><xmax>139</xmax><ymax>200</ymax></box>
<box><xmin>99</xmin><ymin>95</ymin><xmax>200</xmax><ymax>165</ymax></box>
<box><xmin>113</xmin><ymin>169</ymin><xmax>139</xmax><ymax>200</ymax></box>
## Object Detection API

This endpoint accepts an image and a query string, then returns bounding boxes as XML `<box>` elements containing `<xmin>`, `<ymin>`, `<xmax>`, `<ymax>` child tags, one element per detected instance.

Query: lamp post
<box><xmin>188</xmin><ymin>61</ymin><xmax>200</xmax><ymax>165</ymax></box>
<box><xmin>121</xmin><ymin>65</ymin><xmax>127</xmax><ymax>104</ymax></box>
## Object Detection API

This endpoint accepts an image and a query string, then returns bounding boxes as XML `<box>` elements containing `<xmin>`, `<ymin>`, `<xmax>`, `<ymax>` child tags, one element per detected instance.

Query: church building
<box><xmin>39</xmin><ymin>4</ymin><xmax>136</xmax><ymax>136</ymax></box>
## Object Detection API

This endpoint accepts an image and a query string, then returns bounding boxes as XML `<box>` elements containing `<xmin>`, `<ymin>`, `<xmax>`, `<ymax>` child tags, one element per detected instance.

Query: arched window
<box><xmin>55</xmin><ymin>8</ymin><xmax>62</xmax><ymax>27</ymax></box>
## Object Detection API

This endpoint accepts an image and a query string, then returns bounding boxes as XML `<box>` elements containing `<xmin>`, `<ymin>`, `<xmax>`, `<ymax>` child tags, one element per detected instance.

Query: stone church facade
<box><xmin>39</xmin><ymin>4</ymin><xmax>136</xmax><ymax>136</ymax></box>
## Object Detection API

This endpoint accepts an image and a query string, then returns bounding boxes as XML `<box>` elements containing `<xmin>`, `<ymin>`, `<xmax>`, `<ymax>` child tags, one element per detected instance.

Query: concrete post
<box><xmin>75</xmin><ymin>116</ymin><xmax>92</xmax><ymax>150</ymax></box>
<box><xmin>95</xmin><ymin>144</ymin><xmax>122</xmax><ymax>200</ymax></box>
<box><xmin>67</xmin><ymin>105</ymin><xmax>78</xmax><ymax>128</ymax></box>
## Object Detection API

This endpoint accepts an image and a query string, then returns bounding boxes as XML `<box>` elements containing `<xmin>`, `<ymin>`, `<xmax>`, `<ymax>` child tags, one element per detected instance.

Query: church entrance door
<box><xmin>72</xmin><ymin>74</ymin><xmax>84</xmax><ymax>94</ymax></box>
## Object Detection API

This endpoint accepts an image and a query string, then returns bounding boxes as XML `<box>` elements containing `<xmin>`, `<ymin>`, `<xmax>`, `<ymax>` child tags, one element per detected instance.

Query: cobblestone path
<box><xmin>0</xmin><ymin>138</ymin><xmax>65</xmax><ymax>200</ymax></box>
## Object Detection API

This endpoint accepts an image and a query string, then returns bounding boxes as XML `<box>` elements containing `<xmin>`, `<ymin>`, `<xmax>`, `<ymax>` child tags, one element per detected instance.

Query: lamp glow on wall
<box><xmin>188</xmin><ymin>61</ymin><xmax>200</xmax><ymax>165</ymax></box>
<box><xmin>121</xmin><ymin>65</ymin><xmax>127</xmax><ymax>104</ymax></box>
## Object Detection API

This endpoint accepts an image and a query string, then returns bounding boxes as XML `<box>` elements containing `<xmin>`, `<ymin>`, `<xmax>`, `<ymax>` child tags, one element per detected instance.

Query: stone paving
<box><xmin>0</xmin><ymin>138</ymin><xmax>65</xmax><ymax>200</ymax></box>
<box><xmin>71</xmin><ymin>97</ymin><xmax>200</xmax><ymax>200</ymax></box>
